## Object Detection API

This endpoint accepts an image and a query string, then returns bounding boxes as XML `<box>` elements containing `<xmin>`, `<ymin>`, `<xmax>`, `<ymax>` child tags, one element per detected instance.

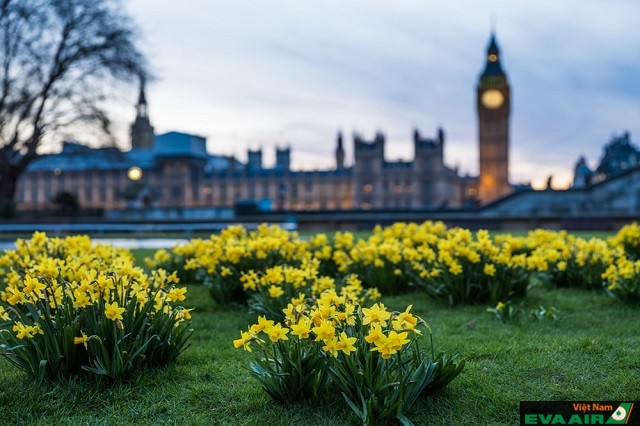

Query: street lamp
<box><xmin>127</xmin><ymin>166</ymin><xmax>142</xmax><ymax>181</ymax></box>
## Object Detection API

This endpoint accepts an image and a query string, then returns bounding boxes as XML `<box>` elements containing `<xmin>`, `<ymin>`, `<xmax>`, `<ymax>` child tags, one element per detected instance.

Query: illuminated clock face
<box><xmin>481</xmin><ymin>89</ymin><xmax>504</xmax><ymax>109</ymax></box>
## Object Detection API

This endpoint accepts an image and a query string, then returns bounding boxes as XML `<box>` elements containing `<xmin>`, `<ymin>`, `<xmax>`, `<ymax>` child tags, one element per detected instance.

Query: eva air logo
<box><xmin>606</xmin><ymin>403</ymin><xmax>634</xmax><ymax>424</ymax></box>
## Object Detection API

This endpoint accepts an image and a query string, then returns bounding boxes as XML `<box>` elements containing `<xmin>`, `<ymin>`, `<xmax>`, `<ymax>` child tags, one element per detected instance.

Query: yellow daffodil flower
<box><xmin>264</xmin><ymin>323</ymin><xmax>289</xmax><ymax>342</ymax></box>
<box><xmin>104</xmin><ymin>302</ymin><xmax>125</xmax><ymax>321</ymax></box>
<box><xmin>362</xmin><ymin>303</ymin><xmax>391</xmax><ymax>327</ymax></box>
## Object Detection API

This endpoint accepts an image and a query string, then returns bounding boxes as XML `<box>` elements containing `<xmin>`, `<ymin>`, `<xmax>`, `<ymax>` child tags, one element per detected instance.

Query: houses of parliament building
<box><xmin>15</xmin><ymin>34</ymin><xmax>513</xmax><ymax>213</ymax></box>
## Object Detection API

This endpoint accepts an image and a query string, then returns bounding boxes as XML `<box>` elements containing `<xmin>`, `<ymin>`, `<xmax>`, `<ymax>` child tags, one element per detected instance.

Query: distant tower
<box><xmin>130</xmin><ymin>76</ymin><xmax>155</xmax><ymax>150</ymax></box>
<box><xmin>477</xmin><ymin>32</ymin><xmax>511</xmax><ymax>203</ymax></box>
<box><xmin>572</xmin><ymin>156</ymin><xmax>593</xmax><ymax>188</ymax></box>
<box><xmin>247</xmin><ymin>148</ymin><xmax>263</xmax><ymax>171</ymax></box>
<box><xmin>353</xmin><ymin>131</ymin><xmax>385</xmax><ymax>208</ymax></box>
<box><xmin>413</xmin><ymin>127</ymin><xmax>446</xmax><ymax>207</ymax></box>
<box><xmin>335</xmin><ymin>131</ymin><xmax>345</xmax><ymax>170</ymax></box>
<box><xmin>276</xmin><ymin>146</ymin><xmax>291</xmax><ymax>171</ymax></box>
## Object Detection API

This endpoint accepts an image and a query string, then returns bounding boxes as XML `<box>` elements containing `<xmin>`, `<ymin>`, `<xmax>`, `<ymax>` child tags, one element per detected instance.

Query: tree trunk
<box><xmin>0</xmin><ymin>165</ymin><xmax>19</xmax><ymax>204</ymax></box>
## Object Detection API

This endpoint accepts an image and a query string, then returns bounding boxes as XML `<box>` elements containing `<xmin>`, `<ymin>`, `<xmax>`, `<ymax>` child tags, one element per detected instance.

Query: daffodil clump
<box><xmin>148</xmin><ymin>221</ymin><xmax>640</xmax><ymax>307</ymax></box>
<box><xmin>241</xmin><ymin>259</ymin><xmax>380</xmax><ymax>321</ymax></box>
<box><xmin>307</xmin><ymin>231</ymin><xmax>357</xmax><ymax>276</ymax></box>
<box><xmin>419</xmin><ymin>228</ymin><xmax>530</xmax><ymax>305</ymax></box>
<box><xmin>152</xmin><ymin>224</ymin><xmax>310</xmax><ymax>304</ymax></box>
<box><xmin>524</xmin><ymin>232</ymin><xmax>622</xmax><ymax>290</ymax></box>
<box><xmin>144</xmin><ymin>245</ymin><xmax>201</xmax><ymax>284</ymax></box>
<box><xmin>609</xmin><ymin>222</ymin><xmax>640</xmax><ymax>260</ymax></box>
<box><xmin>558</xmin><ymin>237</ymin><xmax>621</xmax><ymax>290</ymax></box>
<box><xmin>234</xmin><ymin>291</ymin><xmax>464</xmax><ymax>425</ymax></box>
<box><xmin>0</xmin><ymin>232</ymin><xmax>134</xmax><ymax>279</ymax></box>
<box><xmin>0</xmin><ymin>233</ymin><xmax>192</xmax><ymax>382</ymax></box>
<box><xmin>602</xmin><ymin>256</ymin><xmax>640</xmax><ymax>302</ymax></box>
<box><xmin>339</xmin><ymin>222</ymin><xmax>446</xmax><ymax>295</ymax></box>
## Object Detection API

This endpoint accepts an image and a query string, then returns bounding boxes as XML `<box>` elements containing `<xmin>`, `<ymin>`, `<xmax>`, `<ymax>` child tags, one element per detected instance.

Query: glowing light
<box><xmin>127</xmin><ymin>167</ymin><xmax>143</xmax><ymax>181</ymax></box>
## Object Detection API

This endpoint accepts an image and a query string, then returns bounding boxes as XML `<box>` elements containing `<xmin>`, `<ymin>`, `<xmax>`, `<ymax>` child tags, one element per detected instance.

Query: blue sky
<box><xmin>123</xmin><ymin>0</ymin><xmax>640</xmax><ymax>189</ymax></box>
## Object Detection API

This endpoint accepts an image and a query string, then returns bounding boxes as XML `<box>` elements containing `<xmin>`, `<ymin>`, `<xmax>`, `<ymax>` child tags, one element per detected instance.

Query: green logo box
<box><xmin>520</xmin><ymin>401</ymin><xmax>638</xmax><ymax>425</ymax></box>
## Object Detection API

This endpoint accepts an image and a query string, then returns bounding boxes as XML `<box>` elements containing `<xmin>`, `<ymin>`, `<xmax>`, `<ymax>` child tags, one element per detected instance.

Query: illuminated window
<box><xmin>361</xmin><ymin>202</ymin><xmax>372</xmax><ymax>210</ymax></box>
<box><xmin>363</xmin><ymin>184</ymin><xmax>373</xmax><ymax>193</ymax></box>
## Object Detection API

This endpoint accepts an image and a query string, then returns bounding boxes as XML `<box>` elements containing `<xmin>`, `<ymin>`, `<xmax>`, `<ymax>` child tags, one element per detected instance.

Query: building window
<box><xmin>219</xmin><ymin>186</ymin><xmax>227</xmax><ymax>203</ymax></box>
<box><xmin>172</xmin><ymin>186</ymin><xmax>183</xmax><ymax>201</ymax></box>
<box><xmin>305</xmin><ymin>181</ymin><xmax>313</xmax><ymax>192</ymax></box>
<box><xmin>423</xmin><ymin>183</ymin><xmax>431</xmax><ymax>202</ymax></box>
<box><xmin>363</xmin><ymin>184</ymin><xmax>373</xmax><ymax>193</ymax></box>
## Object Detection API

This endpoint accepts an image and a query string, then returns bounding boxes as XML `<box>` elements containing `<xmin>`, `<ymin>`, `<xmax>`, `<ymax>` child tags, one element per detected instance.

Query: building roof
<box><xmin>27</xmin><ymin>142</ymin><xmax>137</xmax><ymax>172</ymax></box>
<box><xmin>481</xmin><ymin>33</ymin><xmax>507</xmax><ymax>78</ymax></box>
<box><xmin>154</xmin><ymin>131</ymin><xmax>208</xmax><ymax>158</ymax></box>
<box><xmin>26</xmin><ymin>133</ymin><xmax>235</xmax><ymax>173</ymax></box>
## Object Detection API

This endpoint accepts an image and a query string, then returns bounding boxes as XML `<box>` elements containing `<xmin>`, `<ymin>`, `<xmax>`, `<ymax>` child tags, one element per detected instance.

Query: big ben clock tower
<box><xmin>477</xmin><ymin>32</ymin><xmax>511</xmax><ymax>203</ymax></box>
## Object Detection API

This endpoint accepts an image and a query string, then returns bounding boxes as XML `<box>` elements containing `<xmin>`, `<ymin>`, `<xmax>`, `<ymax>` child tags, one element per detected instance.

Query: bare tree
<box><xmin>0</xmin><ymin>0</ymin><xmax>147</xmax><ymax>206</ymax></box>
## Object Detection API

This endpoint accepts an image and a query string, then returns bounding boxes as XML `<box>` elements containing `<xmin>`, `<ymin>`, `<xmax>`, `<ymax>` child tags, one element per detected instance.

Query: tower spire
<box><xmin>131</xmin><ymin>75</ymin><xmax>154</xmax><ymax>150</ymax></box>
<box><xmin>136</xmin><ymin>75</ymin><xmax>148</xmax><ymax>118</ymax></box>
<box><xmin>481</xmin><ymin>31</ymin><xmax>506</xmax><ymax>78</ymax></box>
<box><xmin>335</xmin><ymin>130</ymin><xmax>345</xmax><ymax>170</ymax></box>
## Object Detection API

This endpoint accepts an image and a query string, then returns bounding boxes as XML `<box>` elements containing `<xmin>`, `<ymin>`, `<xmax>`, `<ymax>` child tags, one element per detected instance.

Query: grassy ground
<box><xmin>130</xmin><ymin>248</ymin><xmax>156</xmax><ymax>265</ymax></box>
<box><xmin>0</xmin><ymin>269</ymin><xmax>638</xmax><ymax>425</ymax></box>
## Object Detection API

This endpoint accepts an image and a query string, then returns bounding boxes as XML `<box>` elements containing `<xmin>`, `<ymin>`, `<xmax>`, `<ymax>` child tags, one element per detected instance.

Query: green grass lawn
<box><xmin>1</xmin><ymin>276</ymin><xmax>637</xmax><ymax>425</ymax></box>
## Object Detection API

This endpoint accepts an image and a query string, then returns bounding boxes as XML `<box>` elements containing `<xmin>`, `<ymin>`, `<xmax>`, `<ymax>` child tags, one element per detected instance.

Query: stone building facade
<box><xmin>16</xmin><ymin>35</ymin><xmax>526</xmax><ymax>213</ymax></box>
<box><xmin>15</xmin><ymin>118</ymin><xmax>468</xmax><ymax>212</ymax></box>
